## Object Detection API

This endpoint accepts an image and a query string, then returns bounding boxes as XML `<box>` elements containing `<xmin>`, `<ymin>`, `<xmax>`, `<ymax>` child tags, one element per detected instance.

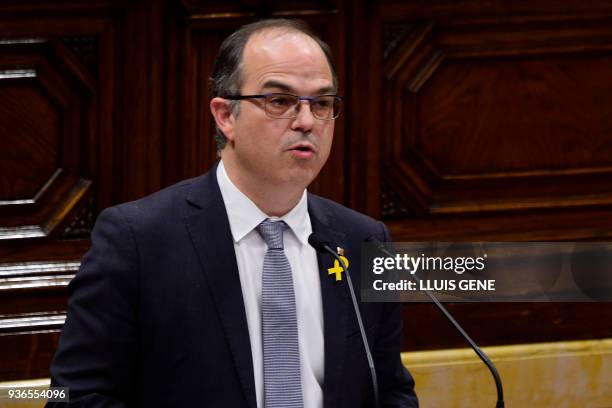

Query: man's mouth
<box><xmin>288</xmin><ymin>143</ymin><xmax>316</xmax><ymax>158</ymax></box>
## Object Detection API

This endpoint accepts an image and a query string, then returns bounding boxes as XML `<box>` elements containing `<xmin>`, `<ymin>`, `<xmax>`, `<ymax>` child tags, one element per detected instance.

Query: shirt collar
<box><xmin>216</xmin><ymin>161</ymin><xmax>311</xmax><ymax>246</ymax></box>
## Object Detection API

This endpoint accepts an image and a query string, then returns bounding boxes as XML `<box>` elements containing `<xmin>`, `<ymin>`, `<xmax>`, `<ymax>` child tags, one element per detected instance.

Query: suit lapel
<box><xmin>183</xmin><ymin>177</ymin><xmax>352</xmax><ymax>408</ymax></box>
<box><xmin>308</xmin><ymin>195</ymin><xmax>350</xmax><ymax>408</ymax></box>
<box><xmin>184</xmin><ymin>166</ymin><xmax>257</xmax><ymax>408</ymax></box>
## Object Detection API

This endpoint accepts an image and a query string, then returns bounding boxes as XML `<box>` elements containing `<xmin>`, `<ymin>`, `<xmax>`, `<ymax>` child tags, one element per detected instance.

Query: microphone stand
<box><xmin>371</xmin><ymin>240</ymin><xmax>504</xmax><ymax>408</ymax></box>
<box><xmin>308</xmin><ymin>235</ymin><xmax>380</xmax><ymax>408</ymax></box>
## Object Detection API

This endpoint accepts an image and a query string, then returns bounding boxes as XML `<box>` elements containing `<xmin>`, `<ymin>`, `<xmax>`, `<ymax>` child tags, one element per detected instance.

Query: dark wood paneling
<box><xmin>0</xmin><ymin>330</ymin><xmax>62</xmax><ymax>380</ymax></box>
<box><xmin>380</xmin><ymin>12</ymin><xmax>612</xmax><ymax>219</ymax></box>
<box><xmin>418</xmin><ymin>55</ymin><xmax>612</xmax><ymax>175</ymax></box>
<box><xmin>0</xmin><ymin>79</ymin><xmax>59</xmax><ymax>200</ymax></box>
<box><xmin>0</xmin><ymin>1</ymin><xmax>127</xmax><ymax>382</ymax></box>
<box><xmin>370</xmin><ymin>0</ymin><xmax>612</xmax><ymax>353</ymax></box>
<box><xmin>0</xmin><ymin>40</ymin><xmax>96</xmax><ymax>241</ymax></box>
<box><xmin>401</xmin><ymin>302</ymin><xmax>612</xmax><ymax>351</ymax></box>
<box><xmin>1</xmin><ymin>0</ymin><xmax>612</xmax><ymax>383</ymax></box>
<box><xmin>346</xmin><ymin>0</ymin><xmax>382</xmax><ymax>215</ymax></box>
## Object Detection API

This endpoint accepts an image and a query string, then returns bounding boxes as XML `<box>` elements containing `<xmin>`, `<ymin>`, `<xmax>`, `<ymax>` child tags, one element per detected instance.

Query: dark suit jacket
<box><xmin>48</xmin><ymin>165</ymin><xmax>418</xmax><ymax>407</ymax></box>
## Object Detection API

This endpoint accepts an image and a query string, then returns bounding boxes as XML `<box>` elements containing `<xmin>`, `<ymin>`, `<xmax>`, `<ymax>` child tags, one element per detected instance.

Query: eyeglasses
<box><xmin>224</xmin><ymin>93</ymin><xmax>343</xmax><ymax>120</ymax></box>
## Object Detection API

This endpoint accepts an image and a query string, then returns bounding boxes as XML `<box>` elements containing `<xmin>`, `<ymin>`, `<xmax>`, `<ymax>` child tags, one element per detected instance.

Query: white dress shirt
<box><xmin>216</xmin><ymin>161</ymin><xmax>324</xmax><ymax>408</ymax></box>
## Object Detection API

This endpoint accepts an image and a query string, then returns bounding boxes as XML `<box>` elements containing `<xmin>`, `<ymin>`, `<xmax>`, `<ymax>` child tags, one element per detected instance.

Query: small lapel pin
<box><xmin>328</xmin><ymin>253</ymin><xmax>349</xmax><ymax>282</ymax></box>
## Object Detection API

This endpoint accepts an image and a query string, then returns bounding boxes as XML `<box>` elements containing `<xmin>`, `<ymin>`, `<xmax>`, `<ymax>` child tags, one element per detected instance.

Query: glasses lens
<box><xmin>264</xmin><ymin>94</ymin><xmax>299</xmax><ymax>118</ymax></box>
<box><xmin>311</xmin><ymin>96</ymin><xmax>341</xmax><ymax>120</ymax></box>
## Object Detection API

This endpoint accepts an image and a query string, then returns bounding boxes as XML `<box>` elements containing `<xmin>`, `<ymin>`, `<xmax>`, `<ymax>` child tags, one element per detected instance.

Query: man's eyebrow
<box><xmin>260</xmin><ymin>80</ymin><xmax>337</xmax><ymax>95</ymax></box>
<box><xmin>261</xmin><ymin>80</ymin><xmax>294</xmax><ymax>93</ymax></box>
<box><xmin>317</xmin><ymin>86</ymin><xmax>336</xmax><ymax>95</ymax></box>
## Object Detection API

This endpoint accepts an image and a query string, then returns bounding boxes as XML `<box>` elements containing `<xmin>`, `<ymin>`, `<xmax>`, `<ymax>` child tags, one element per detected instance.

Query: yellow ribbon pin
<box><xmin>328</xmin><ymin>256</ymin><xmax>349</xmax><ymax>282</ymax></box>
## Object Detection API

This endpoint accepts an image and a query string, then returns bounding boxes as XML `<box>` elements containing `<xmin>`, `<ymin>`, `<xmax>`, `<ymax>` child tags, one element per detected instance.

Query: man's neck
<box><xmin>221</xmin><ymin>159</ymin><xmax>305</xmax><ymax>217</ymax></box>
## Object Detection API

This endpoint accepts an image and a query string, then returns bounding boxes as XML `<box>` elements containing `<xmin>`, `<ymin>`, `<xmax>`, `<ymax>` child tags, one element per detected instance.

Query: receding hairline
<box><xmin>246</xmin><ymin>25</ymin><xmax>320</xmax><ymax>45</ymax></box>
<box><xmin>240</xmin><ymin>26</ymin><xmax>336</xmax><ymax>91</ymax></box>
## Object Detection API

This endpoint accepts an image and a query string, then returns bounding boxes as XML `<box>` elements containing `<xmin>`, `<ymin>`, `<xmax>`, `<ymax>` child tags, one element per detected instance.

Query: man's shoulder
<box><xmin>308</xmin><ymin>193</ymin><xmax>384</xmax><ymax>234</ymax></box>
<box><xmin>100</xmin><ymin>173</ymin><xmax>208</xmax><ymax>229</ymax></box>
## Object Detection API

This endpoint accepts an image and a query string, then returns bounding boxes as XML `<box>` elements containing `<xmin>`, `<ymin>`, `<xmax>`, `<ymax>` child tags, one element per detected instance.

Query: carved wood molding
<box><xmin>179</xmin><ymin>0</ymin><xmax>337</xmax><ymax>20</ymax></box>
<box><xmin>381</xmin><ymin>14</ymin><xmax>612</xmax><ymax>217</ymax></box>
<box><xmin>0</xmin><ymin>260</ymin><xmax>78</xmax><ymax>293</ymax></box>
<box><xmin>61</xmin><ymin>36</ymin><xmax>99</xmax><ymax>77</ymax></box>
<box><xmin>0</xmin><ymin>38</ymin><xmax>95</xmax><ymax>240</ymax></box>
<box><xmin>0</xmin><ymin>311</ymin><xmax>65</xmax><ymax>335</ymax></box>
<box><xmin>61</xmin><ymin>196</ymin><xmax>94</xmax><ymax>240</ymax></box>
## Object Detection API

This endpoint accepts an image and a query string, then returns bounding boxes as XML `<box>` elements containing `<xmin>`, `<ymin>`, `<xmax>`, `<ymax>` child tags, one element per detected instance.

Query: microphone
<box><xmin>308</xmin><ymin>233</ymin><xmax>380</xmax><ymax>408</ymax></box>
<box><xmin>367</xmin><ymin>238</ymin><xmax>505</xmax><ymax>408</ymax></box>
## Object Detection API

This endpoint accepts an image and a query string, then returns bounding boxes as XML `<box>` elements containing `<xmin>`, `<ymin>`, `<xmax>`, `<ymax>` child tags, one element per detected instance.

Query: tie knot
<box><xmin>257</xmin><ymin>219</ymin><xmax>288</xmax><ymax>250</ymax></box>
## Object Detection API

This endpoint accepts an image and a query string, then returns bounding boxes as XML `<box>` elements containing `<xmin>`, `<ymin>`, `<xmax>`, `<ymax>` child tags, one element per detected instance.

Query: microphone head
<box><xmin>365</xmin><ymin>236</ymin><xmax>392</xmax><ymax>256</ymax></box>
<box><xmin>308</xmin><ymin>233</ymin><xmax>330</xmax><ymax>253</ymax></box>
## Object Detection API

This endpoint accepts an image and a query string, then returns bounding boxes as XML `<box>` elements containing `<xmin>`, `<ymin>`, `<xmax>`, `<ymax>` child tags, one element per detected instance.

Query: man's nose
<box><xmin>290</xmin><ymin>100</ymin><xmax>315</xmax><ymax>132</ymax></box>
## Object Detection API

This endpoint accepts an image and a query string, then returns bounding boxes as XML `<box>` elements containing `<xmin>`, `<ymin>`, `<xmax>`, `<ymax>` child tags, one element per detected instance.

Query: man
<box><xmin>48</xmin><ymin>19</ymin><xmax>418</xmax><ymax>407</ymax></box>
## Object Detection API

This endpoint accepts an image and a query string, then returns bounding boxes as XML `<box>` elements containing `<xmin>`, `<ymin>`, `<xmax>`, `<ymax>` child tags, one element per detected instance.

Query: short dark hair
<box><xmin>210</xmin><ymin>18</ymin><xmax>338</xmax><ymax>154</ymax></box>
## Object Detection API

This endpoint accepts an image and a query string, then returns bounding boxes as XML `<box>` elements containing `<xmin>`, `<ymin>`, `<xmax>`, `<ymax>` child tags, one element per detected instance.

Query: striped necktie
<box><xmin>257</xmin><ymin>219</ymin><xmax>304</xmax><ymax>408</ymax></box>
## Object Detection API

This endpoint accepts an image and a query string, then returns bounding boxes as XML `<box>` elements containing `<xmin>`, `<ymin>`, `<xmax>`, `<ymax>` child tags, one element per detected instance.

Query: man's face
<box><xmin>223</xmin><ymin>29</ymin><xmax>335</xmax><ymax>190</ymax></box>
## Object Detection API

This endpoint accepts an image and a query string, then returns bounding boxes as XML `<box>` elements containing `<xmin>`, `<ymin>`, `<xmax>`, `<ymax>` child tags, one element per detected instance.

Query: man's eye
<box><xmin>314</xmin><ymin>99</ymin><xmax>332</xmax><ymax>108</ymax></box>
<box><xmin>268</xmin><ymin>96</ymin><xmax>294</xmax><ymax>106</ymax></box>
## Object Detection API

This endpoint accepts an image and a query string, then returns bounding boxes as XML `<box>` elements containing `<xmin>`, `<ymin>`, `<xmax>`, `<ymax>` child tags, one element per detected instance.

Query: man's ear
<box><xmin>210</xmin><ymin>97</ymin><xmax>235</xmax><ymax>141</ymax></box>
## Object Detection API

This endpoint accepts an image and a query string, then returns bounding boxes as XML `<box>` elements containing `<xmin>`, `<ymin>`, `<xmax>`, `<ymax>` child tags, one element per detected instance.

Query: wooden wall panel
<box><xmin>418</xmin><ymin>56</ymin><xmax>612</xmax><ymax>175</ymax></box>
<box><xmin>380</xmin><ymin>15</ymin><xmax>612</xmax><ymax>221</ymax></box>
<box><xmin>0</xmin><ymin>78</ymin><xmax>59</xmax><ymax>200</ymax></box>
<box><xmin>0</xmin><ymin>1</ymin><xmax>131</xmax><ymax>381</ymax></box>
<box><xmin>361</xmin><ymin>0</ymin><xmax>612</xmax><ymax>351</ymax></box>
<box><xmin>0</xmin><ymin>0</ymin><xmax>611</xmax><ymax>382</ymax></box>
<box><xmin>376</xmin><ymin>4</ymin><xmax>612</xmax><ymax>240</ymax></box>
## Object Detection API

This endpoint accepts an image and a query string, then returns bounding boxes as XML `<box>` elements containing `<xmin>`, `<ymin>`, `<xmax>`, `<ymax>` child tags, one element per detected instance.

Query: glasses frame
<box><xmin>223</xmin><ymin>93</ymin><xmax>343</xmax><ymax>120</ymax></box>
